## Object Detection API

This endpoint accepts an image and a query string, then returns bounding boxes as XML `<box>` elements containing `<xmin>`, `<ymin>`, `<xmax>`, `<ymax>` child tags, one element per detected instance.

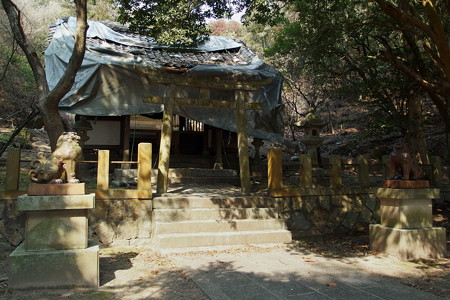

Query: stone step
<box><xmin>169</xmin><ymin>168</ymin><xmax>238</xmax><ymax>178</ymax></box>
<box><xmin>154</xmin><ymin>219</ymin><xmax>288</xmax><ymax>234</ymax></box>
<box><xmin>153</xmin><ymin>208</ymin><xmax>280</xmax><ymax>222</ymax></box>
<box><xmin>153</xmin><ymin>196</ymin><xmax>277</xmax><ymax>209</ymax></box>
<box><xmin>114</xmin><ymin>168</ymin><xmax>238</xmax><ymax>179</ymax></box>
<box><xmin>169</xmin><ymin>176</ymin><xmax>240</xmax><ymax>185</ymax></box>
<box><xmin>154</xmin><ymin>230</ymin><xmax>292</xmax><ymax>249</ymax></box>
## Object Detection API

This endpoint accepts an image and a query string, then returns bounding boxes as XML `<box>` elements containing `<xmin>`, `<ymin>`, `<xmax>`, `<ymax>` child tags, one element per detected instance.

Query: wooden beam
<box><xmin>144</xmin><ymin>96</ymin><xmax>264</xmax><ymax>110</ymax></box>
<box><xmin>137</xmin><ymin>67</ymin><xmax>274</xmax><ymax>91</ymax></box>
<box><xmin>236</xmin><ymin>90</ymin><xmax>251</xmax><ymax>195</ymax></box>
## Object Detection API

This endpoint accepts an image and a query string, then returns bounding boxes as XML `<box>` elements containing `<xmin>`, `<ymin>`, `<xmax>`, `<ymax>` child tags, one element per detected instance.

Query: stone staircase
<box><xmin>152</xmin><ymin>195</ymin><xmax>292</xmax><ymax>249</ymax></box>
<box><xmin>114</xmin><ymin>168</ymin><xmax>240</xmax><ymax>185</ymax></box>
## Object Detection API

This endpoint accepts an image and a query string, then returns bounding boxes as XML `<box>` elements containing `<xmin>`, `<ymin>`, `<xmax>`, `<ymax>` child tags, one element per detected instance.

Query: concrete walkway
<box><xmin>168</xmin><ymin>246</ymin><xmax>444</xmax><ymax>300</ymax></box>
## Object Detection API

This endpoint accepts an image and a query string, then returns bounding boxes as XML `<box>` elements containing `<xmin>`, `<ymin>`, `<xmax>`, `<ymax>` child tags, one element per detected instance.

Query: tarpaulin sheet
<box><xmin>45</xmin><ymin>17</ymin><xmax>284</xmax><ymax>142</ymax></box>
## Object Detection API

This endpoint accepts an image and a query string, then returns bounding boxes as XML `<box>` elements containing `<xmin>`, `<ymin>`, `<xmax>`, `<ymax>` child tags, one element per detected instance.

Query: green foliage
<box><xmin>117</xmin><ymin>0</ymin><xmax>231</xmax><ymax>45</ymax></box>
<box><xmin>116</xmin><ymin>0</ymin><xmax>282</xmax><ymax>46</ymax></box>
<box><xmin>262</xmin><ymin>0</ymin><xmax>422</xmax><ymax>134</ymax></box>
<box><xmin>0</xmin><ymin>129</ymin><xmax>30</xmax><ymax>147</ymax></box>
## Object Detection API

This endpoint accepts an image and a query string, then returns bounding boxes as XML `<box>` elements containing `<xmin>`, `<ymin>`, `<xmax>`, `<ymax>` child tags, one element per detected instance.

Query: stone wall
<box><xmin>0</xmin><ymin>198</ymin><xmax>152</xmax><ymax>248</ymax></box>
<box><xmin>89</xmin><ymin>199</ymin><xmax>153</xmax><ymax>246</ymax></box>
<box><xmin>274</xmin><ymin>187</ymin><xmax>380</xmax><ymax>238</ymax></box>
<box><xmin>274</xmin><ymin>186</ymin><xmax>450</xmax><ymax>238</ymax></box>
<box><xmin>0</xmin><ymin>200</ymin><xmax>24</xmax><ymax>248</ymax></box>
<box><xmin>1</xmin><ymin>185</ymin><xmax>449</xmax><ymax>246</ymax></box>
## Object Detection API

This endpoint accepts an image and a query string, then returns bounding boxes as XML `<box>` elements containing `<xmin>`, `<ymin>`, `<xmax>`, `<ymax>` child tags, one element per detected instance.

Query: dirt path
<box><xmin>0</xmin><ymin>236</ymin><xmax>449</xmax><ymax>299</ymax></box>
<box><xmin>0</xmin><ymin>246</ymin><xmax>209</xmax><ymax>300</ymax></box>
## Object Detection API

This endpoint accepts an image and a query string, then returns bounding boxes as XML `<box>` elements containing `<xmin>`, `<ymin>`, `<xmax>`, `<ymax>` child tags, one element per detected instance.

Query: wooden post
<box><xmin>357</xmin><ymin>155</ymin><xmax>369</xmax><ymax>188</ymax></box>
<box><xmin>214</xmin><ymin>127</ymin><xmax>223</xmax><ymax>169</ymax></box>
<box><xmin>5</xmin><ymin>148</ymin><xmax>21</xmax><ymax>191</ymax></box>
<box><xmin>330</xmin><ymin>155</ymin><xmax>342</xmax><ymax>188</ymax></box>
<box><xmin>97</xmin><ymin>150</ymin><xmax>109</xmax><ymax>190</ymax></box>
<box><xmin>157</xmin><ymin>95</ymin><xmax>175</xmax><ymax>194</ymax></box>
<box><xmin>138</xmin><ymin>143</ymin><xmax>152</xmax><ymax>191</ymax></box>
<box><xmin>431</xmin><ymin>156</ymin><xmax>442</xmax><ymax>186</ymax></box>
<box><xmin>382</xmin><ymin>155</ymin><xmax>390</xmax><ymax>179</ymax></box>
<box><xmin>121</xmin><ymin>115</ymin><xmax>131</xmax><ymax>169</ymax></box>
<box><xmin>268</xmin><ymin>148</ymin><xmax>283</xmax><ymax>190</ymax></box>
<box><xmin>300</xmin><ymin>154</ymin><xmax>312</xmax><ymax>188</ymax></box>
<box><xmin>235</xmin><ymin>90</ymin><xmax>251</xmax><ymax>195</ymax></box>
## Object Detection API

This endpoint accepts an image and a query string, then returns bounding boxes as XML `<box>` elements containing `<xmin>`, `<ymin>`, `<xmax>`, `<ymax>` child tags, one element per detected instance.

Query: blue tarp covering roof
<box><xmin>45</xmin><ymin>17</ymin><xmax>284</xmax><ymax>142</ymax></box>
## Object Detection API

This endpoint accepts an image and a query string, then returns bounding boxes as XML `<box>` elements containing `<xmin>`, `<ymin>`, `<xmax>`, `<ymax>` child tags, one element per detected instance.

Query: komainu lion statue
<box><xmin>29</xmin><ymin>132</ymin><xmax>82</xmax><ymax>184</ymax></box>
<box><xmin>387</xmin><ymin>142</ymin><xmax>422</xmax><ymax>180</ymax></box>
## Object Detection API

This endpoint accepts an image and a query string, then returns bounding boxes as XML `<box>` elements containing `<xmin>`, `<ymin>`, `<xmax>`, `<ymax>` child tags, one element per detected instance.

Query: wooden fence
<box><xmin>267</xmin><ymin>148</ymin><xmax>443</xmax><ymax>191</ymax></box>
<box><xmin>0</xmin><ymin>143</ymin><xmax>153</xmax><ymax>200</ymax></box>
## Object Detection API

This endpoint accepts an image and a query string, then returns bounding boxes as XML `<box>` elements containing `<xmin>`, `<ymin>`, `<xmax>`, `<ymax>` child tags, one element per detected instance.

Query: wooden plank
<box><xmin>137</xmin><ymin>143</ymin><xmax>152</xmax><ymax>193</ymax></box>
<box><xmin>268</xmin><ymin>148</ymin><xmax>283</xmax><ymax>190</ymax></box>
<box><xmin>97</xmin><ymin>150</ymin><xmax>109</xmax><ymax>190</ymax></box>
<box><xmin>6</xmin><ymin>148</ymin><xmax>21</xmax><ymax>191</ymax></box>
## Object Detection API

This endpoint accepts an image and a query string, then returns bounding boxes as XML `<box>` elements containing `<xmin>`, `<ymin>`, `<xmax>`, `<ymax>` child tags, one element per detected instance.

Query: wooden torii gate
<box><xmin>143</xmin><ymin>77</ymin><xmax>271</xmax><ymax>195</ymax></box>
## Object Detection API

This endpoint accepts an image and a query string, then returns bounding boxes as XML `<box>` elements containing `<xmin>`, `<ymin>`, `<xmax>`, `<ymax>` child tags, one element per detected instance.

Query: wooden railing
<box><xmin>0</xmin><ymin>143</ymin><xmax>153</xmax><ymax>200</ymax></box>
<box><xmin>268</xmin><ymin>148</ymin><xmax>443</xmax><ymax>191</ymax></box>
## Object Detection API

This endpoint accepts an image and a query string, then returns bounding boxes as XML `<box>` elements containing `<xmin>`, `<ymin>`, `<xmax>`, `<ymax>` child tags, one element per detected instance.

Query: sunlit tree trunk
<box><xmin>1</xmin><ymin>0</ymin><xmax>88</xmax><ymax>150</ymax></box>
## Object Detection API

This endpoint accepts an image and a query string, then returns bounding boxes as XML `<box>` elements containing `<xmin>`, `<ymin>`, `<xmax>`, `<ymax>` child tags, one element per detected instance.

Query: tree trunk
<box><xmin>1</xmin><ymin>0</ymin><xmax>88</xmax><ymax>150</ymax></box>
<box><xmin>38</xmin><ymin>101</ymin><xmax>66</xmax><ymax>150</ymax></box>
<box><xmin>405</xmin><ymin>93</ymin><xmax>429</xmax><ymax>165</ymax></box>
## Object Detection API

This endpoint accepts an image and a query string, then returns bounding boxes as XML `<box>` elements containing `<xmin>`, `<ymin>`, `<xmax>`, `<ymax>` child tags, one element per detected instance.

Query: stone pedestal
<box><xmin>370</xmin><ymin>183</ymin><xmax>446</xmax><ymax>260</ymax></box>
<box><xmin>9</xmin><ymin>183</ymin><xmax>99</xmax><ymax>289</ymax></box>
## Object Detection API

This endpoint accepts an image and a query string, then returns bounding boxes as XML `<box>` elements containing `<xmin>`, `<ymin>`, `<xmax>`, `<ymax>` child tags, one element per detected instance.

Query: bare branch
<box><xmin>0</xmin><ymin>38</ymin><xmax>18</xmax><ymax>82</ymax></box>
<box><xmin>1</xmin><ymin>0</ymin><xmax>48</xmax><ymax>96</ymax></box>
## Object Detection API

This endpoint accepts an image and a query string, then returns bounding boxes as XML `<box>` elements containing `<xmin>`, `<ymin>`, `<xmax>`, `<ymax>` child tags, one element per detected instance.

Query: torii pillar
<box><xmin>235</xmin><ymin>90</ymin><xmax>251</xmax><ymax>195</ymax></box>
<box><xmin>155</xmin><ymin>87</ymin><xmax>252</xmax><ymax>195</ymax></box>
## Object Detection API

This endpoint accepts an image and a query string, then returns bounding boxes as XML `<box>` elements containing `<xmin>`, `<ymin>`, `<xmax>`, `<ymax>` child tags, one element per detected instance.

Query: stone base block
<box><xmin>380</xmin><ymin>198</ymin><xmax>432</xmax><ymax>228</ymax></box>
<box><xmin>28</xmin><ymin>183</ymin><xmax>86</xmax><ymax>196</ymax></box>
<box><xmin>17</xmin><ymin>193</ymin><xmax>95</xmax><ymax>211</ymax></box>
<box><xmin>25</xmin><ymin>210</ymin><xmax>88</xmax><ymax>250</ymax></box>
<box><xmin>9</xmin><ymin>243</ymin><xmax>99</xmax><ymax>289</ymax></box>
<box><xmin>369</xmin><ymin>224</ymin><xmax>446</xmax><ymax>260</ymax></box>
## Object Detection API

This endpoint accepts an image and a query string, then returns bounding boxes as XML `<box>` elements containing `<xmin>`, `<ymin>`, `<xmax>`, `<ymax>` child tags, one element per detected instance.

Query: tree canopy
<box><xmin>1</xmin><ymin>0</ymin><xmax>450</xmax><ymax>158</ymax></box>
<box><xmin>115</xmin><ymin>0</ymin><xmax>283</xmax><ymax>45</ymax></box>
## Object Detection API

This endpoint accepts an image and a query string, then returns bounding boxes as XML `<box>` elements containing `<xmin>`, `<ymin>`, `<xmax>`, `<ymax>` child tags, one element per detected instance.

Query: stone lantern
<box><xmin>295</xmin><ymin>112</ymin><xmax>327</xmax><ymax>165</ymax></box>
